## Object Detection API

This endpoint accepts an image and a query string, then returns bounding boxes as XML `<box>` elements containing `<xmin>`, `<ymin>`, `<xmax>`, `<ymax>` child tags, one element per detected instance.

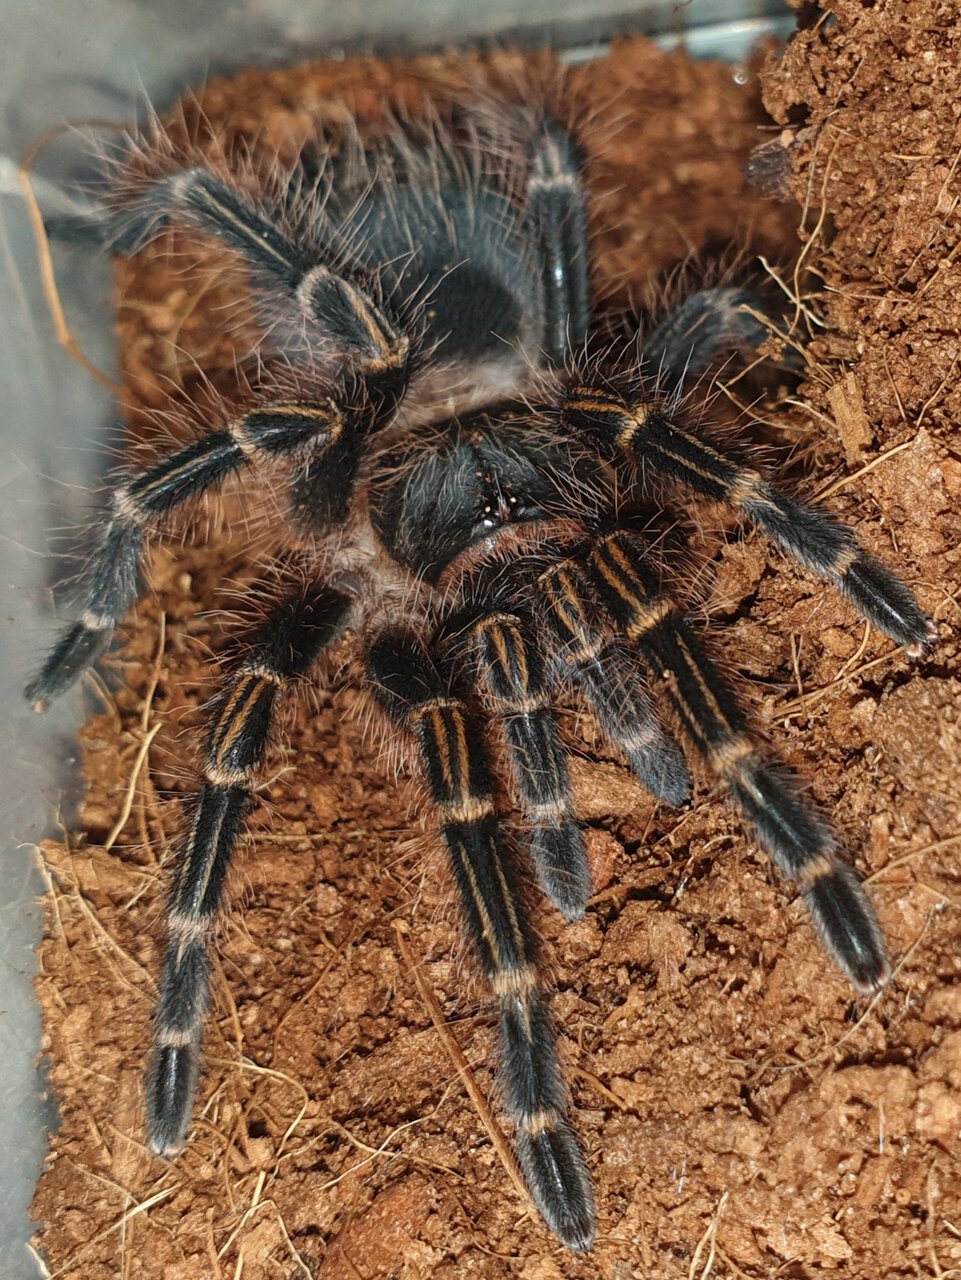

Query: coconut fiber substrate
<box><xmin>30</xmin><ymin>7</ymin><xmax>961</xmax><ymax>1278</ymax></box>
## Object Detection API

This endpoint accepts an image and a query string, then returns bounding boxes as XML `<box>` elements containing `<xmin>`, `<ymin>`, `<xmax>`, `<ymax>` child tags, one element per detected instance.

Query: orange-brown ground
<box><xmin>32</xmin><ymin>11</ymin><xmax>961</xmax><ymax>1278</ymax></box>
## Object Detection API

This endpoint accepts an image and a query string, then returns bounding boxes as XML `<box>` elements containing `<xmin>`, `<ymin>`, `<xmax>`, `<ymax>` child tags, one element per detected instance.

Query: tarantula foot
<box><xmin>25</xmin><ymin>620</ymin><xmax>111</xmax><ymax>710</ymax></box>
<box><xmin>904</xmin><ymin>617</ymin><xmax>940</xmax><ymax>660</ymax></box>
<box><xmin>517</xmin><ymin>1120</ymin><xmax>596</xmax><ymax>1252</ymax></box>
<box><xmin>145</xmin><ymin>1044</ymin><xmax>198</xmax><ymax>1159</ymax></box>
<box><xmin>836</xmin><ymin>551</ymin><xmax>934</xmax><ymax>655</ymax></box>
<box><xmin>529</xmin><ymin>824</ymin><xmax>592</xmax><ymax>921</ymax></box>
<box><xmin>803</xmin><ymin>860</ymin><xmax>892</xmax><ymax>995</ymax></box>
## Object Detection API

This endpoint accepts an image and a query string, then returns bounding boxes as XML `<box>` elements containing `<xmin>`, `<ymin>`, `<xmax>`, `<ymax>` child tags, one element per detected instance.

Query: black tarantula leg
<box><xmin>586</xmin><ymin>529</ymin><xmax>890</xmax><ymax>993</ymax></box>
<box><xmin>148</xmin><ymin>584</ymin><xmax>352</xmax><ymax>1157</ymax></box>
<box><xmin>531</xmin><ymin>559</ymin><xmax>691</xmax><ymax>806</ymax></box>
<box><xmin>525</xmin><ymin>120</ymin><xmax>590</xmax><ymax>363</ymax></box>
<box><xmin>25</xmin><ymin>431</ymin><xmax>245</xmax><ymax>709</ymax></box>
<box><xmin>468</xmin><ymin>611</ymin><xmax>590</xmax><ymax>921</ymax></box>
<box><xmin>111</xmin><ymin>165</ymin><xmax>308</xmax><ymax>266</ymax></box>
<box><xmin>114</xmin><ymin>168</ymin><xmax>413</xmax><ymax>411</ymax></box>
<box><xmin>26</xmin><ymin>397</ymin><xmax>363</xmax><ymax>710</ymax></box>
<box><xmin>641</xmin><ymin>287</ymin><xmax>774</xmax><ymax>388</ymax></box>
<box><xmin>562</xmin><ymin>382</ymin><xmax>934</xmax><ymax>653</ymax></box>
<box><xmin>367</xmin><ymin>630</ymin><xmax>595</xmax><ymax>1252</ymax></box>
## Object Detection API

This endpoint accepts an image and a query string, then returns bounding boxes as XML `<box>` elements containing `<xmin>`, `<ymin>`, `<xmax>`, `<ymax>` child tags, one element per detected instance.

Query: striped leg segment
<box><xmin>470</xmin><ymin>612</ymin><xmax>589</xmax><ymax>920</ymax></box>
<box><xmin>587</xmin><ymin>530</ymin><xmax>890</xmax><ymax>992</ymax></box>
<box><xmin>562</xmin><ymin>382</ymin><xmax>933</xmax><ymax>653</ymax></box>
<box><xmin>147</xmin><ymin>584</ymin><xmax>351</xmax><ymax>1157</ymax></box>
<box><xmin>26</xmin><ymin>431</ymin><xmax>240</xmax><ymax>709</ymax></box>
<box><xmin>368</xmin><ymin>630</ymin><xmax>595</xmax><ymax>1251</ymax></box>
<box><xmin>111</xmin><ymin>166</ymin><xmax>312</xmax><ymax>268</ymax></box>
<box><xmin>112</xmin><ymin>166</ymin><xmax>413</xmax><ymax>412</ymax></box>
<box><xmin>534</xmin><ymin>560</ymin><xmax>691</xmax><ymax>805</ymax></box>
<box><xmin>26</xmin><ymin>396</ymin><xmax>367</xmax><ymax>711</ymax></box>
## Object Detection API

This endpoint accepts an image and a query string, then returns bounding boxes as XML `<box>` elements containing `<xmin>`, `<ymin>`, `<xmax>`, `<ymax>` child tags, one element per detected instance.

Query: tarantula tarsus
<box><xmin>27</xmin><ymin>79</ymin><xmax>934</xmax><ymax>1252</ymax></box>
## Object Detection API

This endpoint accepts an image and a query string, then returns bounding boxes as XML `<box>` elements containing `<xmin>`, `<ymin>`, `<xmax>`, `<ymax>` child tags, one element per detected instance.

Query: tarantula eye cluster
<box><xmin>27</xmin><ymin>70</ymin><xmax>934</xmax><ymax>1252</ymax></box>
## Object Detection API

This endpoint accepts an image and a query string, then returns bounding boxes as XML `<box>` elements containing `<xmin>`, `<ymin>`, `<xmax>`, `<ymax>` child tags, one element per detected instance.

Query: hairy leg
<box><xmin>368</xmin><ymin>628</ymin><xmax>595</xmax><ymax>1251</ymax></box>
<box><xmin>148</xmin><ymin>583</ymin><xmax>352</xmax><ymax>1155</ymax></box>
<box><xmin>585</xmin><ymin>529</ymin><xmax>890</xmax><ymax>993</ymax></box>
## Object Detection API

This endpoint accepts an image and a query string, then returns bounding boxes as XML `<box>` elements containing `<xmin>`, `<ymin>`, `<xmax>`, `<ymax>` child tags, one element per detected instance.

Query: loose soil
<box><xmin>31</xmin><ymin>9</ymin><xmax>961</xmax><ymax>1278</ymax></box>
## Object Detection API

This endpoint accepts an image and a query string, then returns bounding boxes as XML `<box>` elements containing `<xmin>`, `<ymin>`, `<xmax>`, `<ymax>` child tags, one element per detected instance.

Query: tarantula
<box><xmin>27</xmin><ymin>79</ymin><xmax>933</xmax><ymax>1252</ymax></box>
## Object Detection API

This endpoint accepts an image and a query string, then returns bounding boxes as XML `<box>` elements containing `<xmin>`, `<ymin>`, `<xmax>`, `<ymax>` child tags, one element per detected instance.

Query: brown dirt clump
<box><xmin>31</xmin><ymin>16</ymin><xmax>961</xmax><ymax>1280</ymax></box>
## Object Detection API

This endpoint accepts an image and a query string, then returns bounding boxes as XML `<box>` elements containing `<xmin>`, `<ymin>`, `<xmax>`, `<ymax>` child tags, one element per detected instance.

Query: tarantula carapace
<box><xmin>27</xmin><ymin>81</ymin><xmax>933</xmax><ymax>1252</ymax></box>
